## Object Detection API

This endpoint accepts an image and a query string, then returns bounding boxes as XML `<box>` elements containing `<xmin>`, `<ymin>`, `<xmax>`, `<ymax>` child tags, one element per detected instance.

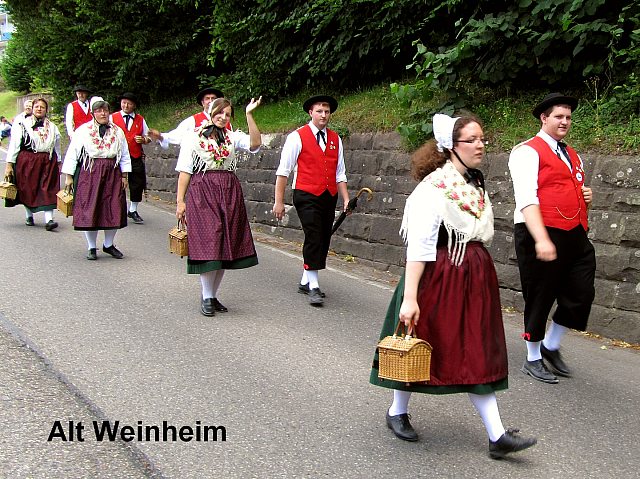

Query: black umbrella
<box><xmin>331</xmin><ymin>187</ymin><xmax>373</xmax><ymax>235</ymax></box>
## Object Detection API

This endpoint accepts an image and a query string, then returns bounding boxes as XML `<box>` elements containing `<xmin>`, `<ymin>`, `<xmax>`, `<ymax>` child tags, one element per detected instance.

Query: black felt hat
<box><xmin>303</xmin><ymin>95</ymin><xmax>338</xmax><ymax>113</ymax></box>
<box><xmin>532</xmin><ymin>92</ymin><xmax>578</xmax><ymax>119</ymax></box>
<box><xmin>73</xmin><ymin>84</ymin><xmax>91</xmax><ymax>93</ymax></box>
<box><xmin>118</xmin><ymin>92</ymin><xmax>139</xmax><ymax>106</ymax></box>
<box><xmin>196</xmin><ymin>87</ymin><xmax>224</xmax><ymax>105</ymax></box>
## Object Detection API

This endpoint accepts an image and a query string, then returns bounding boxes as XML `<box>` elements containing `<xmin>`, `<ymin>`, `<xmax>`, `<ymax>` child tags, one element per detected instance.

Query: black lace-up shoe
<box><xmin>127</xmin><ymin>211</ymin><xmax>144</xmax><ymax>224</ymax></box>
<box><xmin>308</xmin><ymin>288</ymin><xmax>324</xmax><ymax>306</ymax></box>
<box><xmin>212</xmin><ymin>298</ymin><xmax>228</xmax><ymax>312</ymax></box>
<box><xmin>25</xmin><ymin>217</ymin><xmax>34</xmax><ymax>226</ymax></box>
<box><xmin>201</xmin><ymin>298</ymin><xmax>215</xmax><ymax>317</ymax></box>
<box><xmin>489</xmin><ymin>428</ymin><xmax>537</xmax><ymax>459</ymax></box>
<box><xmin>541</xmin><ymin>344</ymin><xmax>572</xmax><ymax>377</ymax></box>
<box><xmin>521</xmin><ymin>359</ymin><xmax>558</xmax><ymax>384</ymax></box>
<box><xmin>45</xmin><ymin>220</ymin><xmax>58</xmax><ymax>231</ymax></box>
<box><xmin>102</xmin><ymin>244</ymin><xmax>124</xmax><ymax>259</ymax></box>
<box><xmin>86</xmin><ymin>248</ymin><xmax>97</xmax><ymax>260</ymax></box>
<box><xmin>298</xmin><ymin>283</ymin><xmax>326</xmax><ymax>297</ymax></box>
<box><xmin>385</xmin><ymin>411</ymin><xmax>418</xmax><ymax>442</ymax></box>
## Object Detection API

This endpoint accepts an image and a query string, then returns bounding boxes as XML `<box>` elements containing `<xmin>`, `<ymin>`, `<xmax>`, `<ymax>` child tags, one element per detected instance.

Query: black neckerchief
<box><xmin>202</xmin><ymin>124</ymin><xmax>226</xmax><ymax>144</ymax></box>
<box><xmin>98</xmin><ymin>123</ymin><xmax>110</xmax><ymax>138</ymax></box>
<box><xmin>451</xmin><ymin>148</ymin><xmax>485</xmax><ymax>191</ymax></box>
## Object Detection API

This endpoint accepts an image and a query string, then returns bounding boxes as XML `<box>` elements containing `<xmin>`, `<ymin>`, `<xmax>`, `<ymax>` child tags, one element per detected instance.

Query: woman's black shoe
<box><xmin>201</xmin><ymin>298</ymin><xmax>216</xmax><ymax>317</ymax></box>
<box><xmin>212</xmin><ymin>298</ymin><xmax>228</xmax><ymax>312</ymax></box>
<box><xmin>489</xmin><ymin>428</ymin><xmax>537</xmax><ymax>459</ymax></box>
<box><xmin>385</xmin><ymin>411</ymin><xmax>418</xmax><ymax>442</ymax></box>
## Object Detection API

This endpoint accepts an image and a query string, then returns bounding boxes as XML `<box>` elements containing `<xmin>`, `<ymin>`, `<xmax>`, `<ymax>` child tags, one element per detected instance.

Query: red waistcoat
<box><xmin>71</xmin><ymin>101</ymin><xmax>92</xmax><ymax>131</ymax></box>
<box><xmin>112</xmin><ymin>112</ymin><xmax>145</xmax><ymax>158</ymax></box>
<box><xmin>294</xmin><ymin>125</ymin><xmax>339</xmax><ymax>196</ymax></box>
<box><xmin>527</xmin><ymin>136</ymin><xmax>588</xmax><ymax>231</ymax></box>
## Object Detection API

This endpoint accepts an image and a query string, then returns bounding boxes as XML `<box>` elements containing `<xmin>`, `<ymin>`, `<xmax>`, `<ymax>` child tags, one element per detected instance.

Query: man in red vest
<box><xmin>65</xmin><ymin>84</ymin><xmax>92</xmax><ymax>139</ymax></box>
<box><xmin>273</xmin><ymin>95</ymin><xmax>350</xmax><ymax>306</ymax></box>
<box><xmin>111</xmin><ymin>92</ymin><xmax>152</xmax><ymax>224</ymax></box>
<box><xmin>148</xmin><ymin>87</ymin><xmax>224</xmax><ymax>148</ymax></box>
<box><xmin>509</xmin><ymin>93</ymin><xmax>596</xmax><ymax>384</ymax></box>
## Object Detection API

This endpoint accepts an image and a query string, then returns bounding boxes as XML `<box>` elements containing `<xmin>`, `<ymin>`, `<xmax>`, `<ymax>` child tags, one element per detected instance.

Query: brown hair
<box><xmin>411</xmin><ymin>115</ymin><xmax>483</xmax><ymax>181</ymax></box>
<box><xmin>32</xmin><ymin>97</ymin><xmax>49</xmax><ymax>113</ymax></box>
<box><xmin>209</xmin><ymin>97</ymin><xmax>232</xmax><ymax>117</ymax></box>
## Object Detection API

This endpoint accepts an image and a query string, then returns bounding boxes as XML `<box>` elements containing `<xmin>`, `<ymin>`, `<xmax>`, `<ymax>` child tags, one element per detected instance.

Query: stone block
<box><xmin>493</xmin><ymin>262</ymin><xmax>522</xmax><ymax>291</ymax></box>
<box><xmin>587</xmin><ymin>304</ymin><xmax>640</xmax><ymax>343</ymax></box>
<box><xmin>371</xmin><ymin>132</ymin><xmax>403</xmax><ymax>150</ymax></box>
<box><xmin>344</xmin><ymin>133</ymin><xmax>374</xmax><ymax>150</ymax></box>
<box><xmin>488</xmin><ymin>230</ymin><xmax>515</xmax><ymax>265</ymax></box>
<box><xmin>371</xmin><ymin>243</ymin><xmax>405</xmax><ymax>267</ymax></box>
<box><xmin>587</xmin><ymin>211</ymin><xmax>626</xmax><ymax>245</ymax></box>
<box><xmin>369</xmin><ymin>215</ymin><xmax>403</xmax><ymax>246</ymax></box>
<box><xmin>591</xmin><ymin>156</ymin><xmax>640</xmax><ymax>188</ymax></box>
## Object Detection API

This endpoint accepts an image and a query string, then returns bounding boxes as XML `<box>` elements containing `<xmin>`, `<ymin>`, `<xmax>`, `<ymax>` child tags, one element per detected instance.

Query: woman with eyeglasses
<box><xmin>61</xmin><ymin>96</ymin><xmax>131</xmax><ymax>260</ymax></box>
<box><xmin>4</xmin><ymin>98</ymin><xmax>62</xmax><ymax>231</ymax></box>
<box><xmin>370</xmin><ymin>113</ymin><xmax>537</xmax><ymax>459</ymax></box>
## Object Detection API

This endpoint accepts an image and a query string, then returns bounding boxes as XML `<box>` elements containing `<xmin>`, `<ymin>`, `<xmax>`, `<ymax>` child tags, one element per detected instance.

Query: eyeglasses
<box><xmin>455</xmin><ymin>138</ymin><xmax>489</xmax><ymax>146</ymax></box>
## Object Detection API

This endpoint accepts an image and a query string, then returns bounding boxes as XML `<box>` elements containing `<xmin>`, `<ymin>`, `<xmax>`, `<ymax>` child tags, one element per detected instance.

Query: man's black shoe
<box><xmin>212</xmin><ymin>298</ymin><xmax>228</xmax><ymax>312</ymax></box>
<box><xmin>25</xmin><ymin>217</ymin><xmax>34</xmax><ymax>226</ymax></box>
<box><xmin>127</xmin><ymin>211</ymin><xmax>144</xmax><ymax>224</ymax></box>
<box><xmin>489</xmin><ymin>428</ymin><xmax>537</xmax><ymax>459</ymax></box>
<box><xmin>541</xmin><ymin>344</ymin><xmax>572</xmax><ymax>377</ymax></box>
<box><xmin>201</xmin><ymin>298</ymin><xmax>215</xmax><ymax>317</ymax></box>
<box><xmin>385</xmin><ymin>411</ymin><xmax>418</xmax><ymax>442</ymax></box>
<box><xmin>45</xmin><ymin>220</ymin><xmax>58</xmax><ymax>231</ymax></box>
<box><xmin>521</xmin><ymin>359</ymin><xmax>558</xmax><ymax>384</ymax></box>
<box><xmin>102</xmin><ymin>244</ymin><xmax>124</xmax><ymax>259</ymax></box>
<box><xmin>308</xmin><ymin>288</ymin><xmax>324</xmax><ymax>306</ymax></box>
<box><xmin>86</xmin><ymin>248</ymin><xmax>97</xmax><ymax>260</ymax></box>
<box><xmin>297</xmin><ymin>283</ymin><xmax>326</xmax><ymax>297</ymax></box>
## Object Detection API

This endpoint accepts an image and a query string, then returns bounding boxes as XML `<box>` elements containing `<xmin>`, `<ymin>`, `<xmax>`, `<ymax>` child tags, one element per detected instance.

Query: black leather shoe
<box><xmin>102</xmin><ymin>244</ymin><xmax>124</xmax><ymax>259</ymax></box>
<box><xmin>298</xmin><ymin>283</ymin><xmax>326</xmax><ymax>297</ymax></box>
<box><xmin>25</xmin><ymin>217</ymin><xmax>34</xmax><ymax>226</ymax></box>
<box><xmin>308</xmin><ymin>288</ymin><xmax>324</xmax><ymax>306</ymax></box>
<box><xmin>541</xmin><ymin>344</ymin><xmax>572</xmax><ymax>377</ymax></box>
<box><xmin>45</xmin><ymin>220</ymin><xmax>58</xmax><ymax>231</ymax></box>
<box><xmin>385</xmin><ymin>411</ymin><xmax>418</xmax><ymax>442</ymax></box>
<box><xmin>489</xmin><ymin>428</ymin><xmax>537</xmax><ymax>459</ymax></box>
<box><xmin>201</xmin><ymin>298</ymin><xmax>215</xmax><ymax>317</ymax></box>
<box><xmin>86</xmin><ymin>248</ymin><xmax>97</xmax><ymax>260</ymax></box>
<box><xmin>212</xmin><ymin>298</ymin><xmax>228</xmax><ymax>312</ymax></box>
<box><xmin>521</xmin><ymin>359</ymin><xmax>558</xmax><ymax>384</ymax></box>
<box><xmin>127</xmin><ymin>211</ymin><xmax>144</xmax><ymax>224</ymax></box>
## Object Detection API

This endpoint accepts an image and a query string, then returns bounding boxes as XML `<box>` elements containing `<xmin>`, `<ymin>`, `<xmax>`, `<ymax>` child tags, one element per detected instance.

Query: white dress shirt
<box><xmin>65</xmin><ymin>100</ymin><xmax>90</xmax><ymax>138</ymax></box>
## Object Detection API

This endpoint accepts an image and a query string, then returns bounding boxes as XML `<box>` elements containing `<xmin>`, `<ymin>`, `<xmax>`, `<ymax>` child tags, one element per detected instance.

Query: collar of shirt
<box><xmin>121</xmin><ymin>111</ymin><xmax>135</xmax><ymax>119</ymax></box>
<box><xmin>536</xmin><ymin>129</ymin><xmax>562</xmax><ymax>152</ymax></box>
<box><xmin>308</xmin><ymin>121</ymin><xmax>326</xmax><ymax>137</ymax></box>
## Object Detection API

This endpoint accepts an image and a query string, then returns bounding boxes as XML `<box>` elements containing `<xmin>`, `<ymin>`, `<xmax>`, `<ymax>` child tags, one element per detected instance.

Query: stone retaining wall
<box><xmin>144</xmin><ymin>132</ymin><xmax>640</xmax><ymax>342</ymax></box>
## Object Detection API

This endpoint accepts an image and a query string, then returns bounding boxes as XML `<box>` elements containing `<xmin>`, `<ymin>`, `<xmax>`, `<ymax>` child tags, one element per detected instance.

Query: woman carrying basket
<box><xmin>175</xmin><ymin>96</ymin><xmax>262</xmax><ymax>316</ymax></box>
<box><xmin>4</xmin><ymin>98</ymin><xmax>62</xmax><ymax>230</ymax></box>
<box><xmin>370</xmin><ymin>114</ymin><xmax>537</xmax><ymax>459</ymax></box>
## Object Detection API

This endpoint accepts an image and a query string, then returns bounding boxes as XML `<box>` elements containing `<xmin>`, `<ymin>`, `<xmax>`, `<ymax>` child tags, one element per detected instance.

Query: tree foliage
<box><xmin>1</xmin><ymin>0</ymin><xmax>212</xmax><ymax>108</ymax></box>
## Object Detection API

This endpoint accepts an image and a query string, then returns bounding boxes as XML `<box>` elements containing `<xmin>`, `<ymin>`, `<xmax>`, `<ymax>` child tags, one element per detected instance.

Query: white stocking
<box><xmin>84</xmin><ymin>231</ymin><xmax>98</xmax><ymax>249</ymax></box>
<box><xmin>468</xmin><ymin>392</ymin><xmax>505</xmax><ymax>442</ymax></box>
<box><xmin>103</xmin><ymin>230</ymin><xmax>117</xmax><ymax>248</ymax></box>
<box><xmin>388</xmin><ymin>390</ymin><xmax>412</xmax><ymax>416</ymax></box>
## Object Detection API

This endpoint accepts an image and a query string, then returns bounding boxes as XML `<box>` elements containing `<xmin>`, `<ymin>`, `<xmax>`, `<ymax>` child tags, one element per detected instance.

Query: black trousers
<box><xmin>514</xmin><ymin>223</ymin><xmax>596</xmax><ymax>342</ymax></box>
<box><xmin>128</xmin><ymin>156</ymin><xmax>147</xmax><ymax>203</ymax></box>
<box><xmin>293</xmin><ymin>189</ymin><xmax>337</xmax><ymax>270</ymax></box>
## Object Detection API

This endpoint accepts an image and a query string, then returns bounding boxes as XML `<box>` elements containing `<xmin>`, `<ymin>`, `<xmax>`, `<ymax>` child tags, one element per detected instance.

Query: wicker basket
<box><xmin>56</xmin><ymin>190</ymin><xmax>74</xmax><ymax>217</ymax></box>
<box><xmin>0</xmin><ymin>179</ymin><xmax>17</xmax><ymax>200</ymax></box>
<box><xmin>169</xmin><ymin>220</ymin><xmax>188</xmax><ymax>257</ymax></box>
<box><xmin>377</xmin><ymin>321</ymin><xmax>432</xmax><ymax>384</ymax></box>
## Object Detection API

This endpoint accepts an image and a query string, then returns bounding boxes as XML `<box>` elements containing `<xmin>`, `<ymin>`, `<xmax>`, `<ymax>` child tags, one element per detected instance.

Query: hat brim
<box><xmin>532</xmin><ymin>95</ymin><xmax>578</xmax><ymax>118</ymax></box>
<box><xmin>303</xmin><ymin>95</ymin><xmax>338</xmax><ymax>113</ymax></box>
<box><xmin>73</xmin><ymin>85</ymin><xmax>91</xmax><ymax>93</ymax></box>
<box><xmin>196</xmin><ymin>88</ymin><xmax>224</xmax><ymax>104</ymax></box>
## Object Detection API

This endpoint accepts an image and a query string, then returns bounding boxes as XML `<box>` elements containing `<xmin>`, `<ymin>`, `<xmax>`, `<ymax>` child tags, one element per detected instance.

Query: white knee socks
<box><xmin>103</xmin><ymin>230</ymin><xmax>117</xmax><ymax>248</ymax></box>
<box><xmin>44</xmin><ymin>209</ymin><xmax>54</xmax><ymax>222</ymax></box>
<box><xmin>84</xmin><ymin>231</ymin><xmax>98</xmax><ymax>249</ymax></box>
<box><xmin>129</xmin><ymin>201</ymin><xmax>138</xmax><ymax>213</ymax></box>
<box><xmin>543</xmin><ymin>321</ymin><xmax>568</xmax><ymax>351</ymax></box>
<box><xmin>468</xmin><ymin>392</ymin><xmax>505</xmax><ymax>442</ymax></box>
<box><xmin>201</xmin><ymin>270</ymin><xmax>225</xmax><ymax>299</ymax></box>
<box><xmin>306</xmin><ymin>270</ymin><xmax>319</xmax><ymax>290</ymax></box>
<box><xmin>526</xmin><ymin>340</ymin><xmax>542</xmax><ymax>361</ymax></box>
<box><xmin>388</xmin><ymin>390</ymin><xmax>412</xmax><ymax>416</ymax></box>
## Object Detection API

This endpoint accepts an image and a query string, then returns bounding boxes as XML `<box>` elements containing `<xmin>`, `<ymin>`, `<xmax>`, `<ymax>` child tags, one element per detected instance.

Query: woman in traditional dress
<box><xmin>61</xmin><ymin>96</ymin><xmax>131</xmax><ymax>260</ymax></box>
<box><xmin>175</xmin><ymin>96</ymin><xmax>262</xmax><ymax>316</ymax></box>
<box><xmin>370</xmin><ymin>114</ymin><xmax>537</xmax><ymax>459</ymax></box>
<box><xmin>4</xmin><ymin>98</ymin><xmax>62</xmax><ymax>230</ymax></box>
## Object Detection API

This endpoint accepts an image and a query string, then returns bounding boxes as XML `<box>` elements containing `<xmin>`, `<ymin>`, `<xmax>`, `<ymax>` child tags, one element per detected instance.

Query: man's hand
<box><xmin>535</xmin><ymin>238</ymin><xmax>557</xmax><ymax>262</ymax></box>
<box><xmin>272</xmin><ymin>201</ymin><xmax>285</xmax><ymax>220</ymax></box>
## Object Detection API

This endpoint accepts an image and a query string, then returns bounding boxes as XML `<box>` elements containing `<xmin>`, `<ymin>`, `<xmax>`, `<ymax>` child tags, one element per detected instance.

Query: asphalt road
<box><xmin>1</xmin><ymin>154</ymin><xmax>639</xmax><ymax>478</ymax></box>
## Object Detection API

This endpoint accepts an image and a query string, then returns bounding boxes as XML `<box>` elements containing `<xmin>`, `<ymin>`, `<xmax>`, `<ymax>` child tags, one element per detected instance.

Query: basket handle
<box><xmin>176</xmin><ymin>219</ymin><xmax>187</xmax><ymax>232</ymax></box>
<box><xmin>4</xmin><ymin>173</ymin><xmax>14</xmax><ymax>184</ymax></box>
<box><xmin>393</xmin><ymin>319</ymin><xmax>416</xmax><ymax>340</ymax></box>
<box><xmin>63</xmin><ymin>183</ymin><xmax>74</xmax><ymax>195</ymax></box>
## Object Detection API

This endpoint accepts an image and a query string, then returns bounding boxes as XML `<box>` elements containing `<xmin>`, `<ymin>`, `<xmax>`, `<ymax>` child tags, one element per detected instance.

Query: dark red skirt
<box><xmin>370</xmin><ymin>242</ymin><xmax>508</xmax><ymax>394</ymax></box>
<box><xmin>185</xmin><ymin>170</ymin><xmax>256</xmax><ymax>262</ymax></box>
<box><xmin>72</xmin><ymin>158</ymin><xmax>127</xmax><ymax>230</ymax></box>
<box><xmin>13</xmin><ymin>150</ymin><xmax>60</xmax><ymax>212</ymax></box>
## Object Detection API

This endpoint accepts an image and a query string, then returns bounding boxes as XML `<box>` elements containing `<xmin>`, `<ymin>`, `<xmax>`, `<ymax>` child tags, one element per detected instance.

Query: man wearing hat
<box><xmin>65</xmin><ymin>85</ymin><xmax>92</xmax><ymax>139</ymax></box>
<box><xmin>111</xmin><ymin>92</ymin><xmax>151</xmax><ymax>224</ymax></box>
<box><xmin>149</xmin><ymin>87</ymin><xmax>225</xmax><ymax>148</ymax></box>
<box><xmin>508</xmin><ymin>92</ymin><xmax>596</xmax><ymax>384</ymax></box>
<box><xmin>272</xmin><ymin>95</ymin><xmax>350</xmax><ymax>306</ymax></box>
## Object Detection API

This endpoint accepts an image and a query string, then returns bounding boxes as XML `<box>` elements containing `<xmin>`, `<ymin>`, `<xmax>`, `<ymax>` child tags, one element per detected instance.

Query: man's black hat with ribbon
<box><xmin>73</xmin><ymin>84</ymin><xmax>91</xmax><ymax>93</ymax></box>
<box><xmin>196</xmin><ymin>87</ymin><xmax>224</xmax><ymax>105</ymax></box>
<box><xmin>532</xmin><ymin>93</ymin><xmax>578</xmax><ymax>119</ymax></box>
<box><xmin>119</xmin><ymin>92</ymin><xmax>139</xmax><ymax>107</ymax></box>
<box><xmin>303</xmin><ymin>95</ymin><xmax>338</xmax><ymax>113</ymax></box>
